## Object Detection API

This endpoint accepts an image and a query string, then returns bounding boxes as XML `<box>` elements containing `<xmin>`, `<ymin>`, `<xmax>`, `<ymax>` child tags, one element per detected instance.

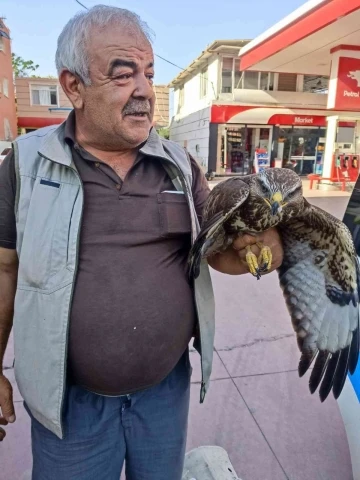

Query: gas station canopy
<box><xmin>239</xmin><ymin>0</ymin><xmax>360</xmax><ymax>75</ymax></box>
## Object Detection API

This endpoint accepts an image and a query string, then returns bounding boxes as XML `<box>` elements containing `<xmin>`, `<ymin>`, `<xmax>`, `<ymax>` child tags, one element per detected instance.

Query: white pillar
<box><xmin>356</xmin><ymin>121</ymin><xmax>360</xmax><ymax>155</ymax></box>
<box><xmin>323</xmin><ymin>115</ymin><xmax>338</xmax><ymax>178</ymax></box>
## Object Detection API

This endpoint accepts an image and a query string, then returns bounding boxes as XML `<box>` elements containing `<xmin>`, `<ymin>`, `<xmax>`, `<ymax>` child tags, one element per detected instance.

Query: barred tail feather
<box><xmin>349</xmin><ymin>322</ymin><xmax>359</xmax><ymax>375</ymax></box>
<box><xmin>188</xmin><ymin>236</ymin><xmax>208</xmax><ymax>279</ymax></box>
<box><xmin>332</xmin><ymin>345</ymin><xmax>351</xmax><ymax>399</ymax></box>
<box><xmin>188</xmin><ymin>212</ymin><xmax>224</xmax><ymax>280</ymax></box>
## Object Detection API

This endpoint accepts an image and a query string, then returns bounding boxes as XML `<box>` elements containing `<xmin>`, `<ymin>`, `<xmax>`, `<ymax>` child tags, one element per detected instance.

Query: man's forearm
<box><xmin>0</xmin><ymin>261</ymin><xmax>18</xmax><ymax>374</ymax></box>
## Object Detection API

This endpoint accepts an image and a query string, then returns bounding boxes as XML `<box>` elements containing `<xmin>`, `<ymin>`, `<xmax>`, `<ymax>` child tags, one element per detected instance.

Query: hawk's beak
<box><xmin>270</xmin><ymin>192</ymin><xmax>283</xmax><ymax>216</ymax></box>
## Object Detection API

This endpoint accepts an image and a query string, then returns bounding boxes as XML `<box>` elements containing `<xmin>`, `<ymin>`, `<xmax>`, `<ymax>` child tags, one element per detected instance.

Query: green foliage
<box><xmin>157</xmin><ymin>127</ymin><xmax>169</xmax><ymax>139</ymax></box>
<box><xmin>12</xmin><ymin>53</ymin><xmax>39</xmax><ymax>78</ymax></box>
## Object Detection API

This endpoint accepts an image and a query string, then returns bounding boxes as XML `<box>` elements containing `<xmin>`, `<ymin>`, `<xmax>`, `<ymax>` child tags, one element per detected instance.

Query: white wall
<box><xmin>170</xmin><ymin>107</ymin><xmax>211</xmax><ymax>171</ymax></box>
<box><xmin>170</xmin><ymin>55</ymin><xmax>219</xmax><ymax>171</ymax></box>
<box><xmin>208</xmin><ymin>57</ymin><xmax>220</xmax><ymax>101</ymax></box>
<box><xmin>172</xmin><ymin>55</ymin><xmax>219</xmax><ymax>119</ymax></box>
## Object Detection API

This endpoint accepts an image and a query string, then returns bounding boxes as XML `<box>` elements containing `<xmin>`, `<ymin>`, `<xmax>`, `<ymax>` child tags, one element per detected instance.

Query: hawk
<box><xmin>189</xmin><ymin>168</ymin><xmax>360</xmax><ymax>402</ymax></box>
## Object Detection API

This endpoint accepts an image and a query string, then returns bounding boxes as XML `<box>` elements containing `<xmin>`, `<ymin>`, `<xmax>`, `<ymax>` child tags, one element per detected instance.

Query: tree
<box><xmin>12</xmin><ymin>53</ymin><xmax>39</xmax><ymax>78</ymax></box>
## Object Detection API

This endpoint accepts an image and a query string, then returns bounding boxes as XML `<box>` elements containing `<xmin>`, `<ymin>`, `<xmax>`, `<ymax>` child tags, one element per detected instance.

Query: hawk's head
<box><xmin>251</xmin><ymin>168</ymin><xmax>303</xmax><ymax>220</ymax></box>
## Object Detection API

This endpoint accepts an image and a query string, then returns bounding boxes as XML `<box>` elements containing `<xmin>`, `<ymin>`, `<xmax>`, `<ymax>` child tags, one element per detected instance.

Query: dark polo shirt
<box><xmin>0</xmin><ymin>112</ymin><xmax>210</xmax><ymax>395</ymax></box>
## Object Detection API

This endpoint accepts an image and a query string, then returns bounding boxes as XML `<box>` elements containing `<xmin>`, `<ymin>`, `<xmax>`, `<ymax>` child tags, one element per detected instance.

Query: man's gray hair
<box><xmin>55</xmin><ymin>5</ymin><xmax>153</xmax><ymax>85</ymax></box>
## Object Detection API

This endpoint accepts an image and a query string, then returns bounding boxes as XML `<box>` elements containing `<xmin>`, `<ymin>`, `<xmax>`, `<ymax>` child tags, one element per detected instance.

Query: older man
<box><xmin>0</xmin><ymin>5</ymin><xmax>283</xmax><ymax>480</ymax></box>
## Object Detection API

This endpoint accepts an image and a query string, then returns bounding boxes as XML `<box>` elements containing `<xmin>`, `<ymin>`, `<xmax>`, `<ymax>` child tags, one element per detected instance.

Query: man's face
<box><xmin>79</xmin><ymin>24</ymin><xmax>155</xmax><ymax>149</ymax></box>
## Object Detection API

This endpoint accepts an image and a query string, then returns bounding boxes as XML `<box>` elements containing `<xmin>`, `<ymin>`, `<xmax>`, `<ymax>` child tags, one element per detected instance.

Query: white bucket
<box><xmin>182</xmin><ymin>446</ymin><xmax>241</xmax><ymax>480</ymax></box>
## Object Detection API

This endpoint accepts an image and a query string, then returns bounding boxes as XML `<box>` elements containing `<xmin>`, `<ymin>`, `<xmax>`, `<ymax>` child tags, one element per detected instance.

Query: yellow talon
<box><xmin>257</xmin><ymin>244</ymin><xmax>272</xmax><ymax>273</ymax></box>
<box><xmin>246</xmin><ymin>245</ymin><xmax>261</xmax><ymax>279</ymax></box>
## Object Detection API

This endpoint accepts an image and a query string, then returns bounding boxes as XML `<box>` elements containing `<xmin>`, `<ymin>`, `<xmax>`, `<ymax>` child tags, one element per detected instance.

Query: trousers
<box><xmin>25</xmin><ymin>350</ymin><xmax>192</xmax><ymax>480</ymax></box>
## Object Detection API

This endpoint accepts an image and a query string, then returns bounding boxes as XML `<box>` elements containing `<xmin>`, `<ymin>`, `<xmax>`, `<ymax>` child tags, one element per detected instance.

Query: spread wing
<box><xmin>188</xmin><ymin>177</ymin><xmax>250</xmax><ymax>279</ymax></box>
<box><xmin>278</xmin><ymin>200</ymin><xmax>360</xmax><ymax>401</ymax></box>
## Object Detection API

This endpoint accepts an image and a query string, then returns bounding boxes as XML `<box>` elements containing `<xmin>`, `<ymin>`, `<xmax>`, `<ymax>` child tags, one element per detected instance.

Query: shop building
<box><xmin>169</xmin><ymin>39</ymin><xmax>332</xmax><ymax>175</ymax></box>
<box><xmin>169</xmin><ymin>0</ymin><xmax>360</xmax><ymax>177</ymax></box>
<box><xmin>239</xmin><ymin>0</ymin><xmax>360</xmax><ymax>181</ymax></box>
<box><xmin>0</xmin><ymin>19</ymin><xmax>17</xmax><ymax>149</ymax></box>
<box><xmin>16</xmin><ymin>77</ymin><xmax>72</xmax><ymax>134</ymax></box>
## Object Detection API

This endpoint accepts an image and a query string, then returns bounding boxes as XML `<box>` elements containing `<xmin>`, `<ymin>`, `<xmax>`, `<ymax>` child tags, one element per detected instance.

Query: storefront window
<box><xmin>200</xmin><ymin>67</ymin><xmax>207</xmax><ymax>98</ymax></box>
<box><xmin>220</xmin><ymin>125</ymin><xmax>272</xmax><ymax>175</ymax></box>
<box><xmin>259</xmin><ymin>128</ymin><xmax>270</xmax><ymax>149</ymax></box>
<box><xmin>234</xmin><ymin>59</ymin><xmax>242</xmax><ymax>89</ymax></box>
<box><xmin>220</xmin><ymin>126</ymin><xmax>251</xmax><ymax>174</ymax></box>
<box><xmin>221</xmin><ymin>57</ymin><xmax>233</xmax><ymax>93</ymax></box>
<box><xmin>243</xmin><ymin>71</ymin><xmax>259</xmax><ymax>90</ymax></box>
<box><xmin>260</xmin><ymin>72</ymin><xmax>274</xmax><ymax>91</ymax></box>
<box><xmin>225</xmin><ymin>127</ymin><xmax>249</xmax><ymax>174</ymax></box>
<box><xmin>178</xmin><ymin>87</ymin><xmax>184</xmax><ymax>112</ymax></box>
<box><xmin>277</xmin><ymin>126</ymin><xmax>325</xmax><ymax>175</ymax></box>
<box><xmin>303</xmin><ymin>75</ymin><xmax>329</xmax><ymax>94</ymax></box>
<box><xmin>235</xmin><ymin>71</ymin><xmax>275</xmax><ymax>90</ymax></box>
<box><xmin>268</xmin><ymin>73</ymin><xmax>274</xmax><ymax>91</ymax></box>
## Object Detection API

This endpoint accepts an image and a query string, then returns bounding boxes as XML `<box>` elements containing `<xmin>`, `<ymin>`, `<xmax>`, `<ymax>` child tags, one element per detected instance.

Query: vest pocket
<box><xmin>157</xmin><ymin>191</ymin><xmax>192</xmax><ymax>236</ymax></box>
<box><xmin>18</xmin><ymin>178</ymin><xmax>80</xmax><ymax>290</ymax></box>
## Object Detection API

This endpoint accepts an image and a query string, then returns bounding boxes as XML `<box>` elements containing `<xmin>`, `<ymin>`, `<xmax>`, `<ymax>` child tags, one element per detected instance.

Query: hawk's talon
<box><xmin>257</xmin><ymin>244</ymin><xmax>272</xmax><ymax>274</ymax></box>
<box><xmin>246</xmin><ymin>245</ymin><xmax>262</xmax><ymax>279</ymax></box>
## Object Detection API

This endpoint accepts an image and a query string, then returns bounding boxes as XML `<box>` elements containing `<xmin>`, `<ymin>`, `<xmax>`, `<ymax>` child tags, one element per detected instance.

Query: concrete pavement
<box><xmin>0</xmin><ymin>196</ymin><xmax>354</xmax><ymax>480</ymax></box>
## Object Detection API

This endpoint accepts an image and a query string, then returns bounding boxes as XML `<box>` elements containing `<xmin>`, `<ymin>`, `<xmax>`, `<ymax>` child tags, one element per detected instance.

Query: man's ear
<box><xmin>59</xmin><ymin>70</ymin><xmax>85</xmax><ymax>109</ymax></box>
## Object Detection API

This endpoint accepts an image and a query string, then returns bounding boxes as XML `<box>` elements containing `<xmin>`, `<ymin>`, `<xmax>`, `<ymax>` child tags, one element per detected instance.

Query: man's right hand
<box><xmin>0</xmin><ymin>374</ymin><xmax>15</xmax><ymax>441</ymax></box>
<box><xmin>0</xmin><ymin>246</ymin><xmax>18</xmax><ymax>441</ymax></box>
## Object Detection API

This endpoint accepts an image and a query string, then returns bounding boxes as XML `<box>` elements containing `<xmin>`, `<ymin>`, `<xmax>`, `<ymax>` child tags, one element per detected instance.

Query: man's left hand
<box><xmin>207</xmin><ymin>227</ymin><xmax>283</xmax><ymax>276</ymax></box>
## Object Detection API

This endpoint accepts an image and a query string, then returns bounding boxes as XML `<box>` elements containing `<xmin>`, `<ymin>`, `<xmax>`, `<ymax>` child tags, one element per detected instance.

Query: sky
<box><xmin>1</xmin><ymin>0</ymin><xmax>307</xmax><ymax>85</ymax></box>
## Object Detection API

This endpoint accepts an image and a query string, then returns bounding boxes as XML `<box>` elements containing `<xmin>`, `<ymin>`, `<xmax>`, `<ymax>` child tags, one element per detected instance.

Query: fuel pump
<box><xmin>349</xmin><ymin>154</ymin><xmax>360</xmax><ymax>181</ymax></box>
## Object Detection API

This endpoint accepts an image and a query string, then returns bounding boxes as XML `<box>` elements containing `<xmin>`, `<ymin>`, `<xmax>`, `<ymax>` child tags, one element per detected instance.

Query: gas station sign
<box><xmin>332</xmin><ymin>56</ymin><xmax>360</xmax><ymax>110</ymax></box>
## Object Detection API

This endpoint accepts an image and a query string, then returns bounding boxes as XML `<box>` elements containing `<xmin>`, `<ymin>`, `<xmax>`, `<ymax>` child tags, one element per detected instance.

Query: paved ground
<box><xmin>0</xmin><ymin>196</ymin><xmax>354</xmax><ymax>480</ymax></box>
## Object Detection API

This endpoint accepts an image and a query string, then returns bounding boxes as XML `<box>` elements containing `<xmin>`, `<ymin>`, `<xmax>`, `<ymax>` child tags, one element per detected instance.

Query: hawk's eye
<box><xmin>315</xmin><ymin>253</ymin><xmax>327</xmax><ymax>265</ymax></box>
<box><xmin>259</xmin><ymin>182</ymin><xmax>268</xmax><ymax>194</ymax></box>
<box><xmin>286</xmin><ymin>187</ymin><xmax>300</xmax><ymax>200</ymax></box>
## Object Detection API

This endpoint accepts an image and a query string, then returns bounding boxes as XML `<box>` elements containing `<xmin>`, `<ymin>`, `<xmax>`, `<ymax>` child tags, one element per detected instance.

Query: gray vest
<box><xmin>12</xmin><ymin>123</ymin><xmax>215</xmax><ymax>439</ymax></box>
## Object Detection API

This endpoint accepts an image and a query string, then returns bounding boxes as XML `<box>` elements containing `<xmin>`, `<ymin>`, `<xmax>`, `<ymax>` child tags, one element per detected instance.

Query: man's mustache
<box><xmin>123</xmin><ymin>101</ymin><xmax>151</xmax><ymax>115</ymax></box>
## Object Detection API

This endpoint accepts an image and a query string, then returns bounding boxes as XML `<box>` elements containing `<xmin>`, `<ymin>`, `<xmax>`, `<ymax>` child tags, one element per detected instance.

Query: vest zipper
<box><xmin>38</xmin><ymin>152</ymin><xmax>84</xmax><ymax>437</ymax></box>
<box><xmin>160</xmin><ymin>155</ymin><xmax>207</xmax><ymax>400</ymax></box>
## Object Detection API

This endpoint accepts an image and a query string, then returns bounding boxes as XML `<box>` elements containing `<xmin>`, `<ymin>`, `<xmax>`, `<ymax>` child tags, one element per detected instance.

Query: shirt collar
<box><xmin>63</xmin><ymin>110</ymin><xmax>168</xmax><ymax>160</ymax></box>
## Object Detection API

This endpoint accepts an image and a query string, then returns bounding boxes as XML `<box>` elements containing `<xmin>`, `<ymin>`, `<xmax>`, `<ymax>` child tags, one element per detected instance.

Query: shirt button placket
<box><xmin>116</xmin><ymin>183</ymin><xmax>122</xmax><ymax>198</ymax></box>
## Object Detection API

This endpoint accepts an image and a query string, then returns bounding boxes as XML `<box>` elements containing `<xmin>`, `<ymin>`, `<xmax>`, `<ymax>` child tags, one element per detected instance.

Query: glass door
<box><xmin>220</xmin><ymin>126</ymin><xmax>252</xmax><ymax>175</ymax></box>
<box><xmin>281</xmin><ymin>128</ymin><xmax>322</xmax><ymax>175</ymax></box>
<box><xmin>220</xmin><ymin>125</ymin><xmax>273</xmax><ymax>175</ymax></box>
<box><xmin>290</xmin><ymin>135</ymin><xmax>318</xmax><ymax>175</ymax></box>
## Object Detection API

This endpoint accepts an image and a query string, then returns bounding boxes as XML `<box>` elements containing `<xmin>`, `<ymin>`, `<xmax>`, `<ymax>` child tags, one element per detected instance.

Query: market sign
<box><xmin>267</xmin><ymin>114</ymin><xmax>327</xmax><ymax>126</ymax></box>
<box><xmin>210</xmin><ymin>106</ymin><xmax>328</xmax><ymax>126</ymax></box>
